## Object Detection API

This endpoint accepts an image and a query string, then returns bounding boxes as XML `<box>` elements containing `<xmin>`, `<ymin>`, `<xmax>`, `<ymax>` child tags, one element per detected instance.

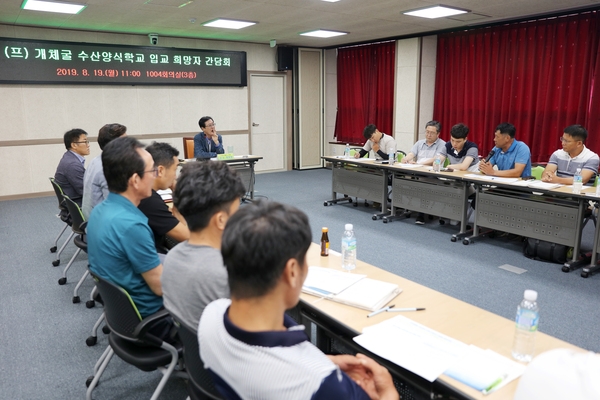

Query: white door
<box><xmin>250</xmin><ymin>74</ymin><xmax>286</xmax><ymax>172</ymax></box>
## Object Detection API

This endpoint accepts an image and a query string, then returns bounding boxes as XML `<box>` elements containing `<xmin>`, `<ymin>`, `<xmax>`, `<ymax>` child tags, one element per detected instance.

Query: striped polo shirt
<box><xmin>548</xmin><ymin>146</ymin><xmax>599</xmax><ymax>183</ymax></box>
<box><xmin>199</xmin><ymin>298</ymin><xmax>369</xmax><ymax>400</ymax></box>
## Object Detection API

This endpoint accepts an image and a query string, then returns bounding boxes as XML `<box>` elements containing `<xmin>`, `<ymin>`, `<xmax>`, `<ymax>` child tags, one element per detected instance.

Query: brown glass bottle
<box><xmin>320</xmin><ymin>227</ymin><xmax>330</xmax><ymax>256</ymax></box>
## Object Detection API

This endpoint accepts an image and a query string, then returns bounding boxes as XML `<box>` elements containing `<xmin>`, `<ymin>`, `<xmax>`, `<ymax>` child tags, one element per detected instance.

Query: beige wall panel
<box><xmin>419</xmin><ymin>36</ymin><xmax>437</xmax><ymax>135</ymax></box>
<box><xmin>224</xmin><ymin>134</ymin><xmax>250</xmax><ymax>156</ymax></box>
<box><xmin>2</xmin><ymin>146</ymin><xmax>33</xmax><ymax>196</ymax></box>
<box><xmin>21</xmin><ymin>86</ymin><xmax>69</xmax><ymax>139</ymax></box>
<box><xmin>0</xmin><ymin>85</ymin><xmax>26</xmax><ymax>142</ymax></box>
<box><xmin>100</xmin><ymin>86</ymin><xmax>141</xmax><ymax>132</ymax></box>
<box><xmin>394</xmin><ymin>38</ymin><xmax>421</xmax><ymax>152</ymax></box>
<box><xmin>135</xmin><ymin>87</ymin><xmax>173</xmax><ymax>134</ymax></box>
<box><xmin>324</xmin><ymin>49</ymin><xmax>337</xmax><ymax>157</ymax></box>
<box><xmin>31</xmin><ymin>145</ymin><xmax>76</xmax><ymax>194</ymax></box>
<box><xmin>62</xmin><ymin>86</ymin><xmax>108</xmax><ymax>132</ymax></box>
<box><xmin>299</xmin><ymin>49</ymin><xmax>322</xmax><ymax>168</ymax></box>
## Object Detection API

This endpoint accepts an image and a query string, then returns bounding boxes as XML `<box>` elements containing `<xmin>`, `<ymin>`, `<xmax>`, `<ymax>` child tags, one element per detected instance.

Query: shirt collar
<box><xmin>69</xmin><ymin>150</ymin><xmax>85</xmax><ymax>165</ymax></box>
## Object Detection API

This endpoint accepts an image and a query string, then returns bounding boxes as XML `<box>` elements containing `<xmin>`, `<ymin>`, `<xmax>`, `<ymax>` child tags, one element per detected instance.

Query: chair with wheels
<box><xmin>86</xmin><ymin>271</ymin><xmax>186</xmax><ymax>400</ymax></box>
<box><xmin>60</xmin><ymin>196</ymin><xmax>89</xmax><ymax>303</ymax></box>
<box><xmin>49</xmin><ymin>178</ymin><xmax>74</xmax><ymax>266</ymax></box>
<box><xmin>173</xmin><ymin>317</ymin><xmax>223</xmax><ymax>400</ymax></box>
<box><xmin>531</xmin><ymin>166</ymin><xmax>545</xmax><ymax>180</ymax></box>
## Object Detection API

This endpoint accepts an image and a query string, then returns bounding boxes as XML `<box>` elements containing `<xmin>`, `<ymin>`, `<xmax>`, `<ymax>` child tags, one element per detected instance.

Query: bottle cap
<box><xmin>524</xmin><ymin>289</ymin><xmax>538</xmax><ymax>301</ymax></box>
<box><xmin>345</xmin><ymin>223</ymin><xmax>353</xmax><ymax>231</ymax></box>
<box><xmin>322</xmin><ymin>227</ymin><xmax>328</xmax><ymax>232</ymax></box>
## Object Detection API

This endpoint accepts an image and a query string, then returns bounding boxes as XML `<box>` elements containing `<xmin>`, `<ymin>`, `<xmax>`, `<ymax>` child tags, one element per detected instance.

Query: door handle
<box><xmin>252</xmin><ymin>122</ymin><xmax>259</xmax><ymax>127</ymax></box>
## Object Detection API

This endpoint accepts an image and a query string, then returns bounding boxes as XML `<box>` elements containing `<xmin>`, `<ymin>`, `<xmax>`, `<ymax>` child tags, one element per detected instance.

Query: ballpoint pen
<box><xmin>387</xmin><ymin>307</ymin><xmax>425</xmax><ymax>312</ymax></box>
<box><xmin>482</xmin><ymin>374</ymin><xmax>507</xmax><ymax>395</ymax></box>
<box><xmin>367</xmin><ymin>304</ymin><xmax>395</xmax><ymax>317</ymax></box>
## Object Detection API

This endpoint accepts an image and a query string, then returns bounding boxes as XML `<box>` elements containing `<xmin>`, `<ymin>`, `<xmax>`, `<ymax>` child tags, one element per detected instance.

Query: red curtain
<box><xmin>434</xmin><ymin>12</ymin><xmax>600</xmax><ymax>163</ymax></box>
<box><xmin>334</xmin><ymin>42</ymin><xmax>395</xmax><ymax>144</ymax></box>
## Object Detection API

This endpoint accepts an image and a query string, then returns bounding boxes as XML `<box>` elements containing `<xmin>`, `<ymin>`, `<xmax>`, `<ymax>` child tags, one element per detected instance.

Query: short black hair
<box><xmin>450</xmin><ymin>123</ymin><xmax>469</xmax><ymax>139</ymax></box>
<box><xmin>174</xmin><ymin>161</ymin><xmax>246</xmax><ymax>231</ymax></box>
<box><xmin>495</xmin><ymin>122</ymin><xmax>516</xmax><ymax>138</ymax></box>
<box><xmin>145</xmin><ymin>142</ymin><xmax>179</xmax><ymax>168</ymax></box>
<box><xmin>363</xmin><ymin>124</ymin><xmax>377</xmax><ymax>140</ymax></box>
<box><xmin>425</xmin><ymin>121</ymin><xmax>441</xmax><ymax>133</ymax></box>
<box><xmin>63</xmin><ymin>128</ymin><xmax>87</xmax><ymax>150</ymax></box>
<box><xmin>222</xmin><ymin>200</ymin><xmax>312</xmax><ymax>299</ymax></box>
<box><xmin>564</xmin><ymin>125</ymin><xmax>588</xmax><ymax>142</ymax></box>
<box><xmin>102</xmin><ymin>136</ymin><xmax>145</xmax><ymax>193</ymax></box>
<box><xmin>98</xmin><ymin>123</ymin><xmax>127</xmax><ymax>150</ymax></box>
<box><xmin>198</xmin><ymin>116</ymin><xmax>214</xmax><ymax>129</ymax></box>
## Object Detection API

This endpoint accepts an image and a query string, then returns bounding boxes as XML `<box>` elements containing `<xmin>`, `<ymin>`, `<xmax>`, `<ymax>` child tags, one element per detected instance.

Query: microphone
<box><xmin>483</xmin><ymin>149</ymin><xmax>495</xmax><ymax>163</ymax></box>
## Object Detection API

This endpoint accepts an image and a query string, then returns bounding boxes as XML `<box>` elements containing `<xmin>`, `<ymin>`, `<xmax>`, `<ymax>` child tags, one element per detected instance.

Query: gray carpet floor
<box><xmin>1</xmin><ymin>167</ymin><xmax>599</xmax><ymax>399</ymax></box>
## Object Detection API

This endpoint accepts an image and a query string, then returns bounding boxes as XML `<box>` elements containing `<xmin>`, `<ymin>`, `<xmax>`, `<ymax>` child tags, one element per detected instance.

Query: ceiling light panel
<box><xmin>403</xmin><ymin>5</ymin><xmax>469</xmax><ymax>19</ymax></box>
<box><xmin>202</xmin><ymin>19</ymin><xmax>256</xmax><ymax>29</ymax></box>
<box><xmin>22</xmin><ymin>0</ymin><xmax>86</xmax><ymax>14</ymax></box>
<box><xmin>300</xmin><ymin>29</ymin><xmax>347</xmax><ymax>38</ymax></box>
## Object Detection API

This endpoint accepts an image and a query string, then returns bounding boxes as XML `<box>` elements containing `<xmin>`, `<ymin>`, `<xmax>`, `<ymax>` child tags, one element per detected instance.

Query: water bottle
<box><xmin>389</xmin><ymin>150</ymin><xmax>395</xmax><ymax>165</ymax></box>
<box><xmin>433</xmin><ymin>153</ymin><xmax>442</xmax><ymax>172</ymax></box>
<box><xmin>512</xmin><ymin>290</ymin><xmax>539</xmax><ymax>363</ymax></box>
<box><xmin>341</xmin><ymin>223</ymin><xmax>356</xmax><ymax>272</ymax></box>
<box><xmin>572</xmin><ymin>168</ymin><xmax>583</xmax><ymax>194</ymax></box>
<box><xmin>344</xmin><ymin>144</ymin><xmax>350</xmax><ymax>159</ymax></box>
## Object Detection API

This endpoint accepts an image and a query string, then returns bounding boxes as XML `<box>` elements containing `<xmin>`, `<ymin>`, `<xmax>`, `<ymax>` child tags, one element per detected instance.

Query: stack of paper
<box><xmin>156</xmin><ymin>189</ymin><xmax>173</xmax><ymax>202</ymax></box>
<box><xmin>302</xmin><ymin>267</ymin><xmax>402</xmax><ymax>311</ymax></box>
<box><xmin>464</xmin><ymin>174</ymin><xmax>519</xmax><ymax>184</ymax></box>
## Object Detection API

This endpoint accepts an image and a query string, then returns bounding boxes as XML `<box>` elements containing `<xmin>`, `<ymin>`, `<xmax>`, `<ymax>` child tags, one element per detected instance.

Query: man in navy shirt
<box><xmin>194</xmin><ymin>116</ymin><xmax>224</xmax><ymax>159</ymax></box>
<box><xmin>54</xmin><ymin>128</ymin><xmax>90</xmax><ymax>208</ymax></box>
<box><xmin>200</xmin><ymin>200</ymin><xmax>399</xmax><ymax>400</ymax></box>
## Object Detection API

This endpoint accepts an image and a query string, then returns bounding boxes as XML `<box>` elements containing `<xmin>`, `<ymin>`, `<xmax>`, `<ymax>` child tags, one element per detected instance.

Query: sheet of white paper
<box><xmin>303</xmin><ymin>266</ymin><xmax>366</xmax><ymax>295</ymax></box>
<box><xmin>464</xmin><ymin>174</ymin><xmax>519</xmax><ymax>183</ymax></box>
<box><xmin>526</xmin><ymin>181</ymin><xmax>561</xmax><ymax>190</ymax></box>
<box><xmin>396</xmin><ymin>163</ymin><xmax>424</xmax><ymax>168</ymax></box>
<box><xmin>354</xmin><ymin>315</ymin><xmax>468</xmax><ymax>382</ymax></box>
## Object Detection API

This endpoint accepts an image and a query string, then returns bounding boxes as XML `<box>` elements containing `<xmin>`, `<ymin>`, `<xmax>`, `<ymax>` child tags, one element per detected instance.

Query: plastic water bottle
<box><xmin>389</xmin><ymin>150</ymin><xmax>395</xmax><ymax>165</ymax></box>
<box><xmin>344</xmin><ymin>144</ymin><xmax>350</xmax><ymax>159</ymax></box>
<box><xmin>512</xmin><ymin>290</ymin><xmax>539</xmax><ymax>363</ymax></box>
<box><xmin>433</xmin><ymin>153</ymin><xmax>442</xmax><ymax>172</ymax></box>
<box><xmin>573</xmin><ymin>168</ymin><xmax>583</xmax><ymax>194</ymax></box>
<box><xmin>341</xmin><ymin>224</ymin><xmax>356</xmax><ymax>272</ymax></box>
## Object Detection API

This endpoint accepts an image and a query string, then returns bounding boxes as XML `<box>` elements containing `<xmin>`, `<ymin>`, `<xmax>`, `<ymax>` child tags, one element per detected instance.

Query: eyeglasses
<box><xmin>205</xmin><ymin>123</ymin><xmax>216</xmax><ymax>128</ymax></box>
<box><xmin>74</xmin><ymin>140</ymin><xmax>90</xmax><ymax>145</ymax></box>
<box><xmin>425</xmin><ymin>130</ymin><xmax>438</xmax><ymax>136</ymax></box>
<box><xmin>143</xmin><ymin>167</ymin><xmax>158</xmax><ymax>177</ymax></box>
<box><xmin>559</xmin><ymin>137</ymin><xmax>575</xmax><ymax>144</ymax></box>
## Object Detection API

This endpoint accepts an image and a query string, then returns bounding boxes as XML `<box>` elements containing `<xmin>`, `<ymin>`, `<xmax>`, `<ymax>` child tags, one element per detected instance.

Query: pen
<box><xmin>367</xmin><ymin>304</ymin><xmax>395</xmax><ymax>317</ymax></box>
<box><xmin>387</xmin><ymin>307</ymin><xmax>425</xmax><ymax>312</ymax></box>
<box><xmin>482</xmin><ymin>374</ymin><xmax>507</xmax><ymax>395</ymax></box>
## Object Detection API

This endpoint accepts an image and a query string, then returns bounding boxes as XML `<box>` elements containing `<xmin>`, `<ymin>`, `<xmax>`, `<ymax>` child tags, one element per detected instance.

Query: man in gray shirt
<box><xmin>82</xmin><ymin>123</ymin><xmax>127</xmax><ymax>219</ymax></box>
<box><xmin>161</xmin><ymin>161</ymin><xmax>245</xmax><ymax>331</ymax></box>
<box><xmin>402</xmin><ymin>120</ymin><xmax>446</xmax><ymax>165</ymax></box>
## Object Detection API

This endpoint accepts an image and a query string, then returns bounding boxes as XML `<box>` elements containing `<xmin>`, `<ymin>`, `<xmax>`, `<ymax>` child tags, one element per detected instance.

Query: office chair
<box><xmin>60</xmin><ymin>196</ymin><xmax>90</xmax><ymax>303</ymax></box>
<box><xmin>173</xmin><ymin>317</ymin><xmax>223</xmax><ymax>400</ymax></box>
<box><xmin>531</xmin><ymin>166</ymin><xmax>545</xmax><ymax>180</ymax></box>
<box><xmin>86</xmin><ymin>272</ymin><xmax>186</xmax><ymax>400</ymax></box>
<box><xmin>49</xmin><ymin>178</ymin><xmax>74</xmax><ymax>266</ymax></box>
<box><xmin>86</xmin><ymin>282</ymin><xmax>110</xmax><ymax>347</ymax></box>
<box><xmin>183</xmin><ymin>137</ymin><xmax>195</xmax><ymax>159</ymax></box>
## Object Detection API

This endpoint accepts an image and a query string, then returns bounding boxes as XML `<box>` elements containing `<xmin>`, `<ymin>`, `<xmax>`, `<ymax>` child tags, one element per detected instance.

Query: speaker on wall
<box><xmin>277</xmin><ymin>46</ymin><xmax>293</xmax><ymax>71</ymax></box>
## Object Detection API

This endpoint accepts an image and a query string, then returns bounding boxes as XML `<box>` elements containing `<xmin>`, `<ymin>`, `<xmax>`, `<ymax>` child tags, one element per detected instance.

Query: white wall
<box><xmin>0</xmin><ymin>24</ymin><xmax>278</xmax><ymax>198</ymax></box>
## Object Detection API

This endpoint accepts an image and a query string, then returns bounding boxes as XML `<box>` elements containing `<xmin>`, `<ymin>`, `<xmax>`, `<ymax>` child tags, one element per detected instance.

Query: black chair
<box><xmin>60</xmin><ymin>196</ymin><xmax>89</xmax><ymax>302</ymax></box>
<box><xmin>86</xmin><ymin>272</ymin><xmax>185</xmax><ymax>400</ymax></box>
<box><xmin>49</xmin><ymin>178</ymin><xmax>74</xmax><ymax>266</ymax></box>
<box><xmin>173</xmin><ymin>317</ymin><xmax>223</xmax><ymax>400</ymax></box>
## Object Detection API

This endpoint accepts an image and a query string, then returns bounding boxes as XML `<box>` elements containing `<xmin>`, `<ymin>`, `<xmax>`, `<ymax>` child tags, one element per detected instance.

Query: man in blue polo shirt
<box><xmin>479</xmin><ymin>122</ymin><xmax>532</xmax><ymax>178</ymax></box>
<box><xmin>88</xmin><ymin>136</ymin><xmax>170</xmax><ymax>338</ymax></box>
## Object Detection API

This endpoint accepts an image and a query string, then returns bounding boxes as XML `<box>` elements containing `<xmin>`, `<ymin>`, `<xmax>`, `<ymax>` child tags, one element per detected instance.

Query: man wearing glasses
<box><xmin>54</xmin><ymin>128</ymin><xmax>90</xmax><ymax>209</ymax></box>
<box><xmin>88</xmin><ymin>137</ymin><xmax>175</xmax><ymax>342</ymax></box>
<box><xmin>194</xmin><ymin>116</ymin><xmax>224</xmax><ymax>159</ymax></box>
<box><xmin>541</xmin><ymin>125</ymin><xmax>598</xmax><ymax>185</ymax></box>
<box><xmin>401</xmin><ymin>120</ymin><xmax>446</xmax><ymax>165</ymax></box>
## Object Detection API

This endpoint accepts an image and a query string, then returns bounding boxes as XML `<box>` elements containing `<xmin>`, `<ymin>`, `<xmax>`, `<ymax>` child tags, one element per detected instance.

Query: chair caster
<box><xmin>86</xmin><ymin>376</ymin><xmax>95</xmax><ymax>387</ymax></box>
<box><xmin>102</xmin><ymin>326</ymin><xmax>110</xmax><ymax>335</ymax></box>
<box><xmin>86</xmin><ymin>300</ymin><xmax>95</xmax><ymax>308</ymax></box>
<box><xmin>561</xmin><ymin>266</ymin><xmax>570</xmax><ymax>273</ymax></box>
<box><xmin>323</xmin><ymin>202</ymin><xmax>328</xmax><ymax>206</ymax></box>
<box><xmin>86</xmin><ymin>336</ymin><xmax>97</xmax><ymax>346</ymax></box>
<box><xmin>451</xmin><ymin>236</ymin><xmax>457</xmax><ymax>242</ymax></box>
<box><xmin>58</xmin><ymin>277</ymin><xmax>67</xmax><ymax>285</ymax></box>
<box><xmin>73</xmin><ymin>296</ymin><xmax>80</xmax><ymax>303</ymax></box>
<box><xmin>50</xmin><ymin>246</ymin><xmax>57</xmax><ymax>253</ymax></box>
<box><xmin>382</xmin><ymin>218</ymin><xmax>388</xmax><ymax>224</ymax></box>
<box><xmin>581</xmin><ymin>271</ymin><xmax>590</xmax><ymax>278</ymax></box>
<box><xmin>439</xmin><ymin>219</ymin><xmax>445</xmax><ymax>225</ymax></box>
<box><xmin>372</xmin><ymin>215</ymin><xmax>377</xmax><ymax>221</ymax></box>
<box><xmin>52</xmin><ymin>259</ymin><xmax>60</xmax><ymax>267</ymax></box>
<box><xmin>353</xmin><ymin>202</ymin><xmax>358</xmax><ymax>207</ymax></box>
<box><xmin>462</xmin><ymin>239</ymin><xmax>470</xmax><ymax>245</ymax></box>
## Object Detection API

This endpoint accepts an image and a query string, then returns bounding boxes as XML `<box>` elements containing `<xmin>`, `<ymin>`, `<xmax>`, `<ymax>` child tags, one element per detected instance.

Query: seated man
<box><xmin>440</xmin><ymin>123</ymin><xmax>479</xmax><ymax>172</ymax></box>
<box><xmin>82</xmin><ymin>123</ymin><xmax>127</xmax><ymax>219</ymax></box>
<box><xmin>402</xmin><ymin>120</ymin><xmax>446</xmax><ymax>165</ymax></box>
<box><xmin>54</xmin><ymin>128</ymin><xmax>90</xmax><ymax>209</ymax></box>
<box><xmin>479</xmin><ymin>122</ymin><xmax>532</xmax><ymax>178</ymax></box>
<box><xmin>354</xmin><ymin>124</ymin><xmax>397</xmax><ymax>160</ymax></box>
<box><xmin>162</xmin><ymin>161</ymin><xmax>245</xmax><ymax>331</ymax></box>
<box><xmin>194</xmin><ymin>116</ymin><xmax>224</xmax><ymax>159</ymax></box>
<box><xmin>542</xmin><ymin>125</ymin><xmax>598</xmax><ymax>185</ymax></box>
<box><xmin>88</xmin><ymin>137</ymin><xmax>172</xmax><ymax>339</ymax></box>
<box><xmin>138</xmin><ymin>142</ymin><xmax>190</xmax><ymax>254</ymax></box>
<box><xmin>199</xmin><ymin>200</ymin><xmax>399</xmax><ymax>400</ymax></box>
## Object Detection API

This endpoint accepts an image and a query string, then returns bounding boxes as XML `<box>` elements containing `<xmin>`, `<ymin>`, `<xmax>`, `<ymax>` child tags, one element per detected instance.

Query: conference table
<box><xmin>183</xmin><ymin>155</ymin><xmax>262</xmax><ymax>200</ymax></box>
<box><xmin>322</xmin><ymin>155</ymin><xmax>593</xmax><ymax>267</ymax></box>
<box><xmin>294</xmin><ymin>243</ymin><xmax>584</xmax><ymax>400</ymax></box>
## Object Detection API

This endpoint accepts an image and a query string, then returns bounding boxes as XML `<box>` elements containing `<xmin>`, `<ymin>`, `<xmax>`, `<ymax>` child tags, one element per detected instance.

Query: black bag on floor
<box><xmin>523</xmin><ymin>238</ymin><xmax>568</xmax><ymax>264</ymax></box>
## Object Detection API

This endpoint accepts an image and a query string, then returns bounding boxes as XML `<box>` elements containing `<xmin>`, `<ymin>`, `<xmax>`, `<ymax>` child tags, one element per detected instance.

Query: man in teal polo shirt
<box><xmin>88</xmin><ymin>136</ymin><xmax>169</xmax><ymax>337</ymax></box>
<box><xmin>479</xmin><ymin>122</ymin><xmax>532</xmax><ymax>178</ymax></box>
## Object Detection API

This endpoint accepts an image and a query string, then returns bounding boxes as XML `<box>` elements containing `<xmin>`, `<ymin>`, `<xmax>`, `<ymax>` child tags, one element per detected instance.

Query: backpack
<box><xmin>523</xmin><ymin>238</ymin><xmax>569</xmax><ymax>264</ymax></box>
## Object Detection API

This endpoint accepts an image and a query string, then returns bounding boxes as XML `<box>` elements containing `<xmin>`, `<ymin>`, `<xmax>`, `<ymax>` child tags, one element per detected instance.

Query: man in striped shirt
<box><xmin>199</xmin><ymin>200</ymin><xmax>399</xmax><ymax>400</ymax></box>
<box><xmin>542</xmin><ymin>125</ymin><xmax>598</xmax><ymax>185</ymax></box>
